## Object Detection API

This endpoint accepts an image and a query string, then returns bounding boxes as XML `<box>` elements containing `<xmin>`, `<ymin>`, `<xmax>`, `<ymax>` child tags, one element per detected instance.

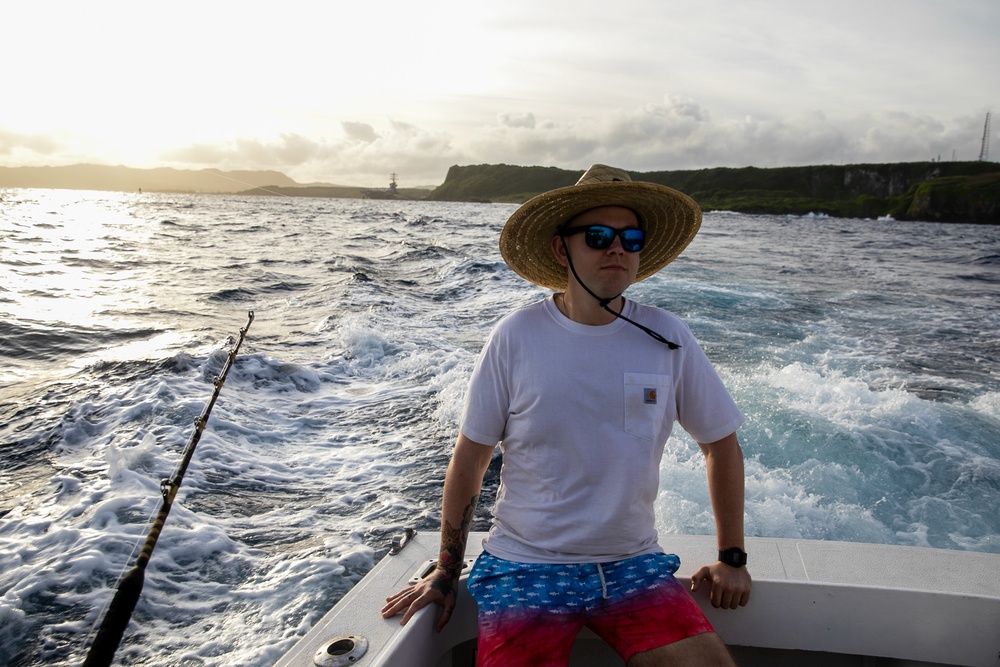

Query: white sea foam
<box><xmin>970</xmin><ymin>391</ymin><xmax>1000</xmax><ymax>421</ymax></box>
<box><xmin>1</xmin><ymin>193</ymin><xmax>997</xmax><ymax>666</ymax></box>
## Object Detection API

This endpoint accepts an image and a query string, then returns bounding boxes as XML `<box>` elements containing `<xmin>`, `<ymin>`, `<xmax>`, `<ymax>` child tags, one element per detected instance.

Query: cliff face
<box><xmin>841</xmin><ymin>166</ymin><xmax>931</xmax><ymax>198</ymax></box>
<box><xmin>432</xmin><ymin>164</ymin><xmax>580</xmax><ymax>203</ymax></box>
<box><xmin>428</xmin><ymin>162</ymin><xmax>1000</xmax><ymax>224</ymax></box>
<box><xmin>905</xmin><ymin>173</ymin><xmax>1000</xmax><ymax>224</ymax></box>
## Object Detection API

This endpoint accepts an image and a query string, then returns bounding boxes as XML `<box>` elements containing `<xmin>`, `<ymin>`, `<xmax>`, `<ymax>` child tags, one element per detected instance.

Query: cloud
<box><xmin>159</xmin><ymin>101</ymin><xmax>990</xmax><ymax>186</ymax></box>
<box><xmin>0</xmin><ymin>129</ymin><xmax>60</xmax><ymax>158</ymax></box>
<box><xmin>845</xmin><ymin>112</ymin><xmax>984</xmax><ymax>163</ymax></box>
<box><xmin>463</xmin><ymin>96</ymin><xmax>721</xmax><ymax>169</ymax></box>
<box><xmin>161</xmin><ymin>133</ymin><xmax>320</xmax><ymax>169</ymax></box>
<box><xmin>341</xmin><ymin>121</ymin><xmax>378</xmax><ymax>143</ymax></box>
<box><xmin>1</xmin><ymin>0</ymin><xmax>995</xmax><ymax>187</ymax></box>
<box><xmin>458</xmin><ymin>97</ymin><xmax>992</xmax><ymax>174</ymax></box>
<box><xmin>158</xmin><ymin>119</ymin><xmax>462</xmax><ymax>185</ymax></box>
<box><xmin>3</xmin><ymin>95</ymin><xmax>990</xmax><ymax>186</ymax></box>
<box><xmin>314</xmin><ymin>120</ymin><xmax>458</xmax><ymax>185</ymax></box>
<box><xmin>498</xmin><ymin>112</ymin><xmax>536</xmax><ymax>129</ymax></box>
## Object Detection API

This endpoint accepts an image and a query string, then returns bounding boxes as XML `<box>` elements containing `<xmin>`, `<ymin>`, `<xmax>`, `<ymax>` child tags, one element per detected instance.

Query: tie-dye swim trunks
<box><xmin>466</xmin><ymin>551</ymin><xmax>715</xmax><ymax>666</ymax></box>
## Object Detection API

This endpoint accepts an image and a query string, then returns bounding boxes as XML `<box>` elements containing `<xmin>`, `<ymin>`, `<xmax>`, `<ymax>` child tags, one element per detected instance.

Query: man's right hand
<box><xmin>382</xmin><ymin>434</ymin><xmax>491</xmax><ymax>632</ymax></box>
<box><xmin>380</xmin><ymin>566</ymin><xmax>458</xmax><ymax>632</ymax></box>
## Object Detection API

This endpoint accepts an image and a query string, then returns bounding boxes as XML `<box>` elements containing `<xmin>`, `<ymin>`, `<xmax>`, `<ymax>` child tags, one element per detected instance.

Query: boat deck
<box><xmin>275</xmin><ymin>532</ymin><xmax>1000</xmax><ymax>667</ymax></box>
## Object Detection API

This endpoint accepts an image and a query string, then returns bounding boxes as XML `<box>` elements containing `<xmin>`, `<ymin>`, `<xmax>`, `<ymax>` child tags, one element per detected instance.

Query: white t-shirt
<box><xmin>460</xmin><ymin>296</ymin><xmax>744</xmax><ymax>564</ymax></box>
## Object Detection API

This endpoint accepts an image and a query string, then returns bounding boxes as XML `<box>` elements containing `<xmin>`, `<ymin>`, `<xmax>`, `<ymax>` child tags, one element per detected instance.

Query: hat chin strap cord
<box><xmin>562</xmin><ymin>245</ymin><xmax>680</xmax><ymax>350</ymax></box>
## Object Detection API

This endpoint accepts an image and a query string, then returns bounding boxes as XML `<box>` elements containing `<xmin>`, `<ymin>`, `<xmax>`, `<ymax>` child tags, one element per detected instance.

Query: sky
<box><xmin>2</xmin><ymin>0</ymin><xmax>997</xmax><ymax>187</ymax></box>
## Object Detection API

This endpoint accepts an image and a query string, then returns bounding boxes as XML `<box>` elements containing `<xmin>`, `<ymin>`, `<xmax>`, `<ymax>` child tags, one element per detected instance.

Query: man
<box><xmin>382</xmin><ymin>165</ymin><xmax>751</xmax><ymax>666</ymax></box>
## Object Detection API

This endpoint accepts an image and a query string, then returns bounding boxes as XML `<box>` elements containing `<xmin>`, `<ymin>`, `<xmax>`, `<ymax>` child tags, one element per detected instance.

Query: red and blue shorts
<box><xmin>467</xmin><ymin>551</ymin><xmax>714</xmax><ymax>666</ymax></box>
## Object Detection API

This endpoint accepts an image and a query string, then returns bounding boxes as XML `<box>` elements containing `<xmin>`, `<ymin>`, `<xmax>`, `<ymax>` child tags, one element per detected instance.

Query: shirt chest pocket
<box><xmin>623</xmin><ymin>373</ymin><xmax>675</xmax><ymax>441</ymax></box>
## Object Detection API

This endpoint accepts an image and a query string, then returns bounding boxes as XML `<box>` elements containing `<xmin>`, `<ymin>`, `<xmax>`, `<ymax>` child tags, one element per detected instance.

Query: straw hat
<box><xmin>499</xmin><ymin>164</ymin><xmax>702</xmax><ymax>290</ymax></box>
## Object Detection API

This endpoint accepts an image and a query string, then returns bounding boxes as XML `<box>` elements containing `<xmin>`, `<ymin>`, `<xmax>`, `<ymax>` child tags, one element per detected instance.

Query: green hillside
<box><xmin>428</xmin><ymin>162</ymin><xmax>1000</xmax><ymax>223</ymax></box>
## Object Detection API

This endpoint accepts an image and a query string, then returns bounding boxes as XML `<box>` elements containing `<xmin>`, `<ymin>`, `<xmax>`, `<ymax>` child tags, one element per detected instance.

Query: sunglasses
<box><xmin>561</xmin><ymin>225</ymin><xmax>645</xmax><ymax>252</ymax></box>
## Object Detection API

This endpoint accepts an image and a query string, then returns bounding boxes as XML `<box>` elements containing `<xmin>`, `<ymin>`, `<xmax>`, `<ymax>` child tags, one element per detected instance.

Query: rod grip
<box><xmin>82</xmin><ymin>566</ymin><xmax>146</xmax><ymax>667</ymax></box>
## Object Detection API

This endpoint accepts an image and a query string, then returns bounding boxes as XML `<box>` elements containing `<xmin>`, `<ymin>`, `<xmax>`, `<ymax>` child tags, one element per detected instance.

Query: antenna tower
<box><xmin>980</xmin><ymin>112</ymin><xmax>992</xmax><ymax>161</ymax></box>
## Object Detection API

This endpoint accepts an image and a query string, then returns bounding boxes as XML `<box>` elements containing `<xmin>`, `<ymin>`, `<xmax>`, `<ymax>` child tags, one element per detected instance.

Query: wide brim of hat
<box><xmin>499</xmin><ymin>180</ymin><xmax>702</xmax><ymax>290</ymax></box>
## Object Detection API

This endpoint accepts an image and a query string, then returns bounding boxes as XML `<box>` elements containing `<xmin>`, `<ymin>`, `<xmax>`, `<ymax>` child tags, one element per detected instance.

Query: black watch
<box><xmin>718</xmin><ymin>547</ymin><xmax>748</xmax><ymax>568</ymax></box>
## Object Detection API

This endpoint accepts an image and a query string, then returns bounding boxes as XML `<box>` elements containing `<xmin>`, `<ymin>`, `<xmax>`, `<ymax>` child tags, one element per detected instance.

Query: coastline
<box><xmin>2</xmin><ymin>161</ymin><xmax>998</xmax><ymax>223</ymax></box>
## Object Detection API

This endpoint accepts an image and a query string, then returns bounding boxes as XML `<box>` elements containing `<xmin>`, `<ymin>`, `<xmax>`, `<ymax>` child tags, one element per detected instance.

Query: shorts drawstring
<box><xmin>596</xmin><ymin>563</ymin><xmax>608</xmax><ymax>606</ymax></box>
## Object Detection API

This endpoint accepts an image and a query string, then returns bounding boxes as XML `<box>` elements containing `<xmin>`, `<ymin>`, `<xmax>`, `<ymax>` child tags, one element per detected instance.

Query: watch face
<box><xmin>720</xmin><ymin>548</ymin><xmax>747</xmax><ymax>566</ymax></box>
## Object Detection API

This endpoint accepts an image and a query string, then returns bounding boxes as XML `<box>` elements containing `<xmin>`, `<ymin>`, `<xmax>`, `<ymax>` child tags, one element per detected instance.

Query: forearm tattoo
<box><xmin>434</xmin><ymin>493</ymin><xmax>478</xmax><ymax>594</ymax></box>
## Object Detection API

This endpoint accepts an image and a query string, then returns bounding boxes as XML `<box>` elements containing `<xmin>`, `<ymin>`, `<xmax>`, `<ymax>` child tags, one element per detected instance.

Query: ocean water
<box><xmin>1</xmin><ymin>189</ymin><xmax>998</xmax><ymax>666</ymax></box>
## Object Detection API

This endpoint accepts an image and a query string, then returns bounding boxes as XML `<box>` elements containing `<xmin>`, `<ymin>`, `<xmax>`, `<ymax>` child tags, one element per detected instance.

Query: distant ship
<box><xmin>361</xmin><ymin>173</ymin><xmax>401</xmax><ymax>200</ymax></box>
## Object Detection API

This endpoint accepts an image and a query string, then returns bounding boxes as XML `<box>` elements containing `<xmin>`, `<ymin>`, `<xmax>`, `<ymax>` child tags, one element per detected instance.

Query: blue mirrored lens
<box><xmin>580</xmin><ymin>225</ymin><xmax>644</xmax><ymax>252</ymax></box>
<box><xmin>619</xmin><ymin>229</ymin><xmax>645</xmax><ymax>252</ymax></box>
<box><xmin>584</xmin><ymin>226</ymin><xmax>615</xmax><ymax>248</ymax></box>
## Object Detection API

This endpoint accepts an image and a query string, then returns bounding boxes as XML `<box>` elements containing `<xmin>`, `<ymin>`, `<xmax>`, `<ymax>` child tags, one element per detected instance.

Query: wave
<box><xmin>0</xmin><ymin>321</ymin><xmax>165</xmax><ymax>362</ymax></box>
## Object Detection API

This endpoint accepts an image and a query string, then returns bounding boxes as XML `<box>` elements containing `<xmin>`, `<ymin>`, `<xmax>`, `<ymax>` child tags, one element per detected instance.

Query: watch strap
<box><xmin>718</xmin><ymin>547</ymin><xmax>748</xmax><ymax>567</ymax></box>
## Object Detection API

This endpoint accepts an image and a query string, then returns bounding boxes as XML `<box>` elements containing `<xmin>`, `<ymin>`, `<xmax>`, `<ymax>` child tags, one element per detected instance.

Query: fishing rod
<box><xmin>82</xmin><ymin>310</ymin><xmax>254</xmax><ymax>667</ymax></box>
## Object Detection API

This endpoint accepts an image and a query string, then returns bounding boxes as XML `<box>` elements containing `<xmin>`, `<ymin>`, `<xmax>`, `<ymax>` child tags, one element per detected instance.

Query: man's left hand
<box><xmin>690</xmin><ymin>561</ymin><xmax>752</xmax><ymax>609</ymax></box>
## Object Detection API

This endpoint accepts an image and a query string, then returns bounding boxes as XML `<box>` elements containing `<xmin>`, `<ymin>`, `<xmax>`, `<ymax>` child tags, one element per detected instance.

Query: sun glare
<box><xmin>1</xmin><ymin>191</ymin><xmax>153</xmax><ymax>329</ymax></box>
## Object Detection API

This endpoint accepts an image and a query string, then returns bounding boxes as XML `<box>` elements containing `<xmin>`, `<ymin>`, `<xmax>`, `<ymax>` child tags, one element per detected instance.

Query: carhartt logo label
<box><xmin>644</xmin><ymin>388</ymin><xmax>657</xmax><ymax>404</ymax></box>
